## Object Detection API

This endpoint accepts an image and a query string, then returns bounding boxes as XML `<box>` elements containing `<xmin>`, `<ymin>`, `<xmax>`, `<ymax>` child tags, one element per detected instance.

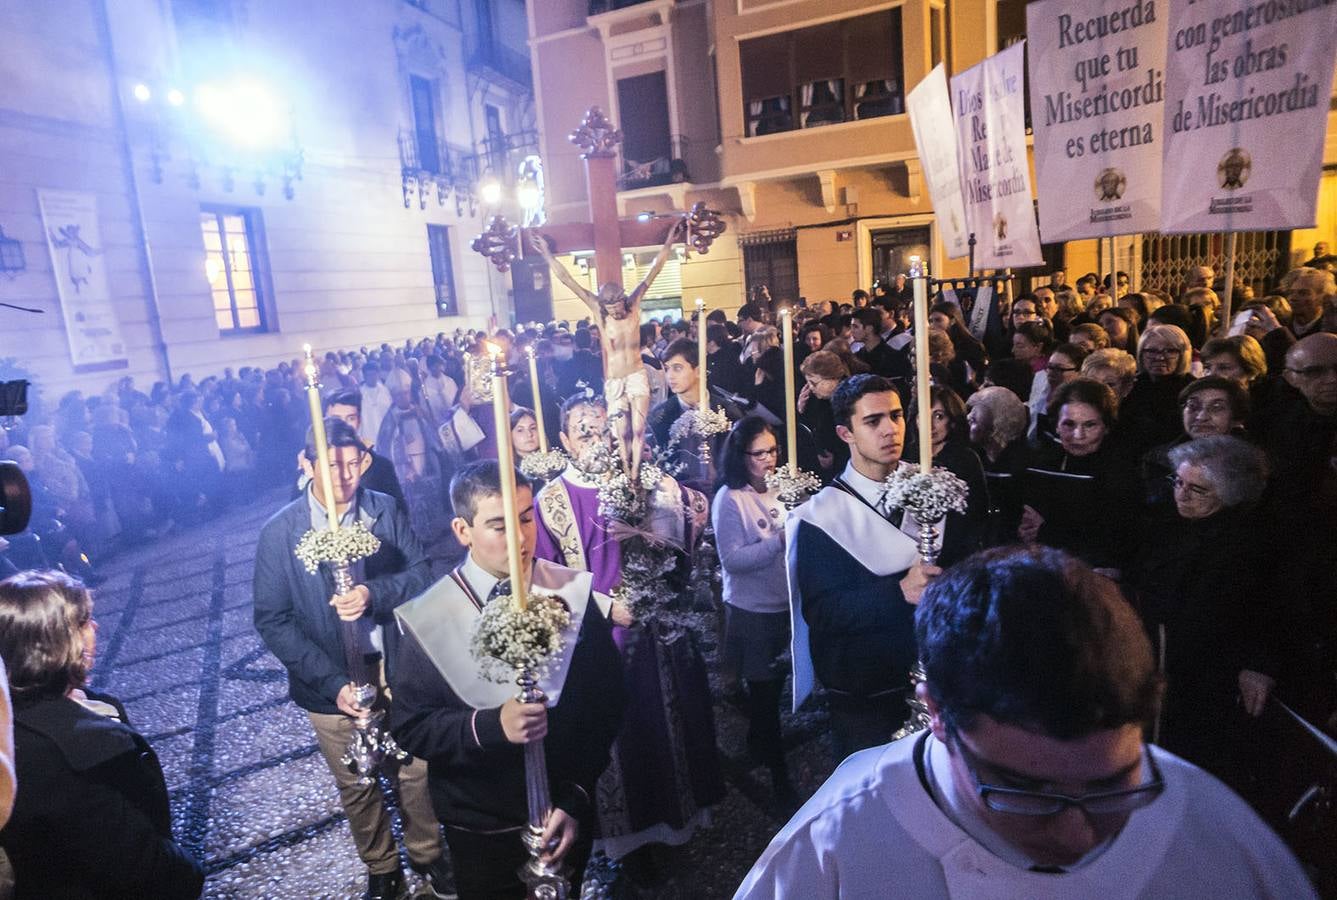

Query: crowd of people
<box><xmin>0</xmin><ymin>250</ymin><xmax>1333</xmax><ymax>898</ymax></box>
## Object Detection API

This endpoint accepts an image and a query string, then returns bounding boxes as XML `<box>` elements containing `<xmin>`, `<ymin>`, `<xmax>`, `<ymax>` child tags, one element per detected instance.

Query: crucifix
<box><xmin>472</xmin><ymin>107</ymin><xmax>726</xmax><ymax>481</ymax></box>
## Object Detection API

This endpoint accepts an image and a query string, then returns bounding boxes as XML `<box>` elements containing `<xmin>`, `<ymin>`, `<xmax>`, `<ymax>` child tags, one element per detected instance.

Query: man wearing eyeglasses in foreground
<box><xmin>737</xmin><ymin>546</ymin><xmax>1314</xmax><ymax>898</ymax></box>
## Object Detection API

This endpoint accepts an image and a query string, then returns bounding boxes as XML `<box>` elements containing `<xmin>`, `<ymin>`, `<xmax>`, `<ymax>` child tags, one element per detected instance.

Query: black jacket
<box><xmin>648</xmin><ymin>394</ymin><xmax>691</xmax><ymax>452</ymax></box>
<box><xmin>707</xmin><ymin>344</ymin><xmax>748</xmax><ymax>396</ymax></box>
<box><xmin>856</xmin><ymin>339</ymin><xmax>913</xmax><ymax>385</ymax></box>
<box><xmin>931</xmin><ymin>440</ymin><xmax>989</xmax><ymax>566</ymax></box>
<box><xmin>252</xmin><ymin>488</ymin><xmax>430</xmax><ymax>714</ymax></box>
<box><xmin>389</xmin><ymin>602</ymin><xmax>626</xmax><ymax>831</ymax></box>
<box><xmin>795</xmin><ymin>520</ymin><xmax>917</xmax><ymax>697</ymax></box>
<box><xmin>1131</xmin><ymin>505</ymin><xmax>1281</xmax><ymax>776</ymax></box>
<box><xmin>2</xmin><ymin>694</ymin><xmax>204</xmax><ymax>899</ymax></box>
<box><xmin>797</xmin><ymin>396</ymin><xmax>849</xmax><ymax>482</ymax></box>
<box><xmin>1023</xmin><ymin>441</ymin><xmax>1142</xmax><ymax>571</ymax></box>
<box><xmin>1121</xmin><ymin>373</ymin><xmax>1196</xmax><ymax>454</ymax></box>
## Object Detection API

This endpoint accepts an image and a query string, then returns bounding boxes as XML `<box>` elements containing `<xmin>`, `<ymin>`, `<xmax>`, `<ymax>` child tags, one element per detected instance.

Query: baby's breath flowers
<box><xmin>880</xmin><ymin>466</ymin><xmax>969</xmax><ymax>523</ymax></box>
<box><xmin>294</xmin><ymin>522</ymin><xmax>382</xmax><ymax>574</ymax></box>
<box><xmin>470</xmin><ymin>591</ymin><xmax>572</xmax><ymax>683</ymax></box>
<box><xmin>765</xmin><ymin>465</ymin><xmax>822</xmax><ymax>507</ymax></box>
<box><xmin>519</xmin><ymin>449</ymin><xmax>569</xmax><ymax>481</ymax></box>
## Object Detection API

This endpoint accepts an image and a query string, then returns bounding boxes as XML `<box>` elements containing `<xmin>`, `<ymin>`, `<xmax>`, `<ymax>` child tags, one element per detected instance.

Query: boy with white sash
<box><xmin>390</xmin><ymin>461</ymin><xmax>625</xmax><ymax>899</ymax></box>
<box><xmin>785</xmin><ymin>374</ymin><xmax>940</xmax><ymax>761</ymax></box>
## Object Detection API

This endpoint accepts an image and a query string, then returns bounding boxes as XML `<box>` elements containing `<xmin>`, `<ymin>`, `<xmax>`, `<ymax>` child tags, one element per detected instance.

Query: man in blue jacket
<box><xmin>253</xmin><ymin>417</ymin><xmax>453</xmax><ymax>900</ymax></box>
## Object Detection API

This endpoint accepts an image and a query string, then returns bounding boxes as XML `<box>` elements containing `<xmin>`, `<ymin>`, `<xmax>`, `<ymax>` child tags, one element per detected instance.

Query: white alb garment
<box><xmin>735</xmin><ymin>734</ymin><xmax>1316</xmax><ymax>900</ymax></box>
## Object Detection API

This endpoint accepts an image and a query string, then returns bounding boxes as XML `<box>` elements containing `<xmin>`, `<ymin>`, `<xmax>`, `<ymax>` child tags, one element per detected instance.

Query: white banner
<box><xmin>1027</xmin><ymin>0</ymin><xmax>1168</xmax><ymax>241</ymax></box>
<box><xmin>951</xmin><ymin>42</ymin><xmax>1044</xmax><ymax>269</ymax></box>
<box><xmin>1159</xmin><ymin>0</ymin><xmax>1337</xmax><ymax>234</ymax></box>
<box><xmin>907</xmin><ymin>64</ymin><xmax>971</xmax><ymax>259</ymax></box>
<box><xmin>38</xmin><ymin>190</ymin><xmax>127</xmax><ymax>367</ymax></box>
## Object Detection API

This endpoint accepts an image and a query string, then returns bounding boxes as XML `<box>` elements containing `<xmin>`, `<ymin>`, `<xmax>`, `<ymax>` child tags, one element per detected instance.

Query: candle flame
<box><xmin>695</xmin><ymin>298</ymin><xmax>704</xmax><ymax>308</ymax></box>
<box><xmin>779</xmin><ymin>306</ymin><xmax>791</xmax><ymax>319</ymax></box>
<box><xmin>484</xmin><ymin>341</ymin><xmax>502</xmax><ymax>358</ymax></box>
<box><xmin>302</xmin><ymin>342</ymin><xmax>313</xmax><ymax>355</ymax></box>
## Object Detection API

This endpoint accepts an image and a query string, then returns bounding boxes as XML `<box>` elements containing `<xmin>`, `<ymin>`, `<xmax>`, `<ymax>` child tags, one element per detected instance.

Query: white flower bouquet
<box><xmin>765</xmin><ymin>464</ymin><xmax>823</xmax><ymax>507</ymax></box>
<box><xmin>294</xmin><ymin>522</ymin><xmax>382</xmax><ymax>574</ymax></box>
<box><xmin>469</xmin><ymin>591</ymin><xmax>572</xmax><ymax>683</ymax></box>
<box><xmin>668</xmin><ymin>406</ymin><xmax>730</xmax><ymax>445</ymax></box>
<box><xmin>880</xmin><ymin>466</ymin><xmax>969</xmax><ymax>524</ymax></box>
<box><xmin>519</xmin><ymin>449</ymin><xmax>569</xmax><ymax>481</ymax></box>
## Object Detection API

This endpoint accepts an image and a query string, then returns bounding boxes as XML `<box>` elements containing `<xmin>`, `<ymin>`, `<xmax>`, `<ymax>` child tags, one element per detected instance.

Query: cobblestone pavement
<box><xmin>87</xmin><ymin>492</ymin><xmax>842</xmax><ymax>899</ymax></box>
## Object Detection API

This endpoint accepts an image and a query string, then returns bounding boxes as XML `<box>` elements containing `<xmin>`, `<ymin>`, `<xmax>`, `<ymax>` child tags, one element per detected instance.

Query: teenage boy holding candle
<box><xmin>390</xmin><ymin>461</ymin><xmax>626</xmax><ymax>899</ymax></box>
<box><xmin>648</xmin><ymin>337</ymin><xmax>726</xmax><ymax>486</ymax></box>
<box><xmin>253</xmin><ymin>418</ymin><xmax>452</xmax><ymax>900</ymax></box>
<box><xmin>784</xmin><ymin>375</ymin><xmax>941</xmax><ymax>760</ymax></box>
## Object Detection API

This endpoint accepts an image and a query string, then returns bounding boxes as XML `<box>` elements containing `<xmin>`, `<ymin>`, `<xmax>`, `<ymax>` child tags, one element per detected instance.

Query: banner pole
<box><xmin>968</xmin><ymin>233</ymin><xmax>976</xmax><ymax>278</ymax></box>
<box><xmin>1107</xmin><ymin>236</ymin><xmax>1117</xmax><ymax>298</ymax></box>
<box><xmin>1220</xmin><ymin>231</ymin><xmax>1238</xmax><ymax>336</ymax></box>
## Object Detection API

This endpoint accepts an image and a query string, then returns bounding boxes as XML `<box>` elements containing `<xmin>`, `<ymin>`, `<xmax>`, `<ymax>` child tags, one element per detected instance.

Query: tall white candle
<box><xmin>525</xmin><ymin>346</ymin><xmax>549</xmax><ymax>454</ymax></box>
<box><xmin>302</xmin><ymin>344</ymin><xmax>341</xmax><ymax>529</ymax></box>
<box><xmin>780</xmin><ymin>307</ymin><xmax>797</xmax><ymax>472</ymax></box>
<box><xmin>488</xmin><ymin>344</ymin><xmax>527</xmax><ymax>611</ymax></box>
<box><xmin>910</xmin><ymin>258</ymin><xmax>932</xmax><ymax>473</ymax></box>
<box><xmin>696</xmin><ymin>298</ymin><xmax>708</xmax><ymax>409</ymax></box>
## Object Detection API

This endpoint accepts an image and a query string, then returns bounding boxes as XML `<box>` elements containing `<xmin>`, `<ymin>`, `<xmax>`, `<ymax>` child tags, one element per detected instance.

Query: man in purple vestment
<box><xmin>534</xmin><ymin>394</ymin><xmax>724</xmax><ymax>871</ymax></box>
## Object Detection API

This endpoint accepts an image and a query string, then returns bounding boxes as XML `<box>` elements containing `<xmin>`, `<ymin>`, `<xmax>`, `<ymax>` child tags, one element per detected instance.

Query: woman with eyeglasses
<box><xmin>0</xmin><ymin>570</ymin><xmax>205</xmax><ymax>897</ymax></box>
<box><xmin>1121</xmin><ymin>324</ymin><xmax>1197</xmax><ymax>454</ymax></box>
<box><xmin>710</xmin><ymin>417</ymin><xmax>797</xmax><ymax>809</ymax></box>
<box><xmin>797</xmin><ymin>350</ymin><xmax>850</xmax><ymax>482</ymax></box>
<box><xmin>1140</xmin><ymin>377</ymin><xmax>1251</xmax><ymax>508</ymax></box>
<box><xmin>1130</xmin><ymin>436</ymin><xmax>1279</xmax><ymax>787</ymax></box>
<box><xmin>1031</xmin><ymin>342</ymin><xmax>1089</xmax><ymax>445</ymax></box>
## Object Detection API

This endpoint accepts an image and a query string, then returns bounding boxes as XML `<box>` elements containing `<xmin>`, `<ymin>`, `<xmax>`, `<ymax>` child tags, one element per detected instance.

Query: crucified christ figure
<box><xmin>528</xmin><ymin>219</ymin><xmax>684</xmax><ymax>481</ymax></box>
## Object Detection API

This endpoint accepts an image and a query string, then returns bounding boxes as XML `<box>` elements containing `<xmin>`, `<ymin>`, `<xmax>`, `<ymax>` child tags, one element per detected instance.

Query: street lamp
<box><xmin>480</xmin><ymin>178</ymin><xmax>504</xmax><ymax>205</ymax></box>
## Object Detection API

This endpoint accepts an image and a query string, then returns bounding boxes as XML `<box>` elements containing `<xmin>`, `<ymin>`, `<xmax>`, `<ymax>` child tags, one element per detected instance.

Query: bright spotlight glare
<box><xmin>195</xmin><ymin>79</ymin><xmax>288</xmax><ymax>148</ymax></box>
<box><xmin>637</xmin><ymin>211</ymin><xmax>653</xmax><ymax>222</ymax></box>
<box><xmin>133</xmin><ymin>83</ymin><xmax>151</xmax><ymax>103</ymax></box>
<box><xmin>480</xmin><ymin>180</ymin><xmax>503</xmax><ymax>205</ymax></box>
<box><xmin>167</xmin><ymin>88</ymin><xmax>185</xmax><ymax>107</ymax></box>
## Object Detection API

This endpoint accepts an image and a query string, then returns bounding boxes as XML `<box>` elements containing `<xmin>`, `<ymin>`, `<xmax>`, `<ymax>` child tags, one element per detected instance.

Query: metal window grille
<box><xmin>1139</xmin><ymin>231</ymin><xmax>1291</xmax><ymax>299</ymax></box>
<box><xmin>741</xmin><ymin>229</ymin><xmax>800</xmax><ymax>304</ymax></box>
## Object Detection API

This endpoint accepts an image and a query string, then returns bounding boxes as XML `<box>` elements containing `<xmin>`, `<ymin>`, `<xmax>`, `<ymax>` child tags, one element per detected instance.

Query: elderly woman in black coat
<box><xmin>965</xmin><ymin>386</ymin><xmax>1030</xmax><ymax>545</ymax></box>
<box><xmin>0</xmin><ymin>570</ymin><xmax>204</xmax><ymax>899</ymax></box>
<box><xmin>1131</xmin><ymin>436</ymin><xmax>1277</xmax><ymax>787</ymax></box>
<box><xmin>1018</xmin><ymin>378</ymin><xmax>1142</xmax><ymax>578</ymax></box>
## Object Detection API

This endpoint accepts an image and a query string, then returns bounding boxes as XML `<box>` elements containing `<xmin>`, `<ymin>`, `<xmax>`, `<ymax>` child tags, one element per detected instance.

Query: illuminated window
<box><xmin>740</xmin><ymin>10</ymin><xmax>905</xmax><ymax>137</ymax></box>
<box><xmin>201</xmin><ymin>207</ymin><xmax>268</xmax><ymax>334</ymax></box>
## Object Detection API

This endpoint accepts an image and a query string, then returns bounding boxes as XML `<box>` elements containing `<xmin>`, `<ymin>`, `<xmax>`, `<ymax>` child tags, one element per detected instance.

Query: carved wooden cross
<box><xmin>470</xmin><ymin>107</ymin><xmax>725</xmax><ymax>306</ymax></box>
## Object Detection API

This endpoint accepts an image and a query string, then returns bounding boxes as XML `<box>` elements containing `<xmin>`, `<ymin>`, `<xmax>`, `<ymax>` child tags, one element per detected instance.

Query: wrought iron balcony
<box><xmin>468</xmin><ymin>41</ymin><xmax>532</xmax><ymax>88</ymax></box>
